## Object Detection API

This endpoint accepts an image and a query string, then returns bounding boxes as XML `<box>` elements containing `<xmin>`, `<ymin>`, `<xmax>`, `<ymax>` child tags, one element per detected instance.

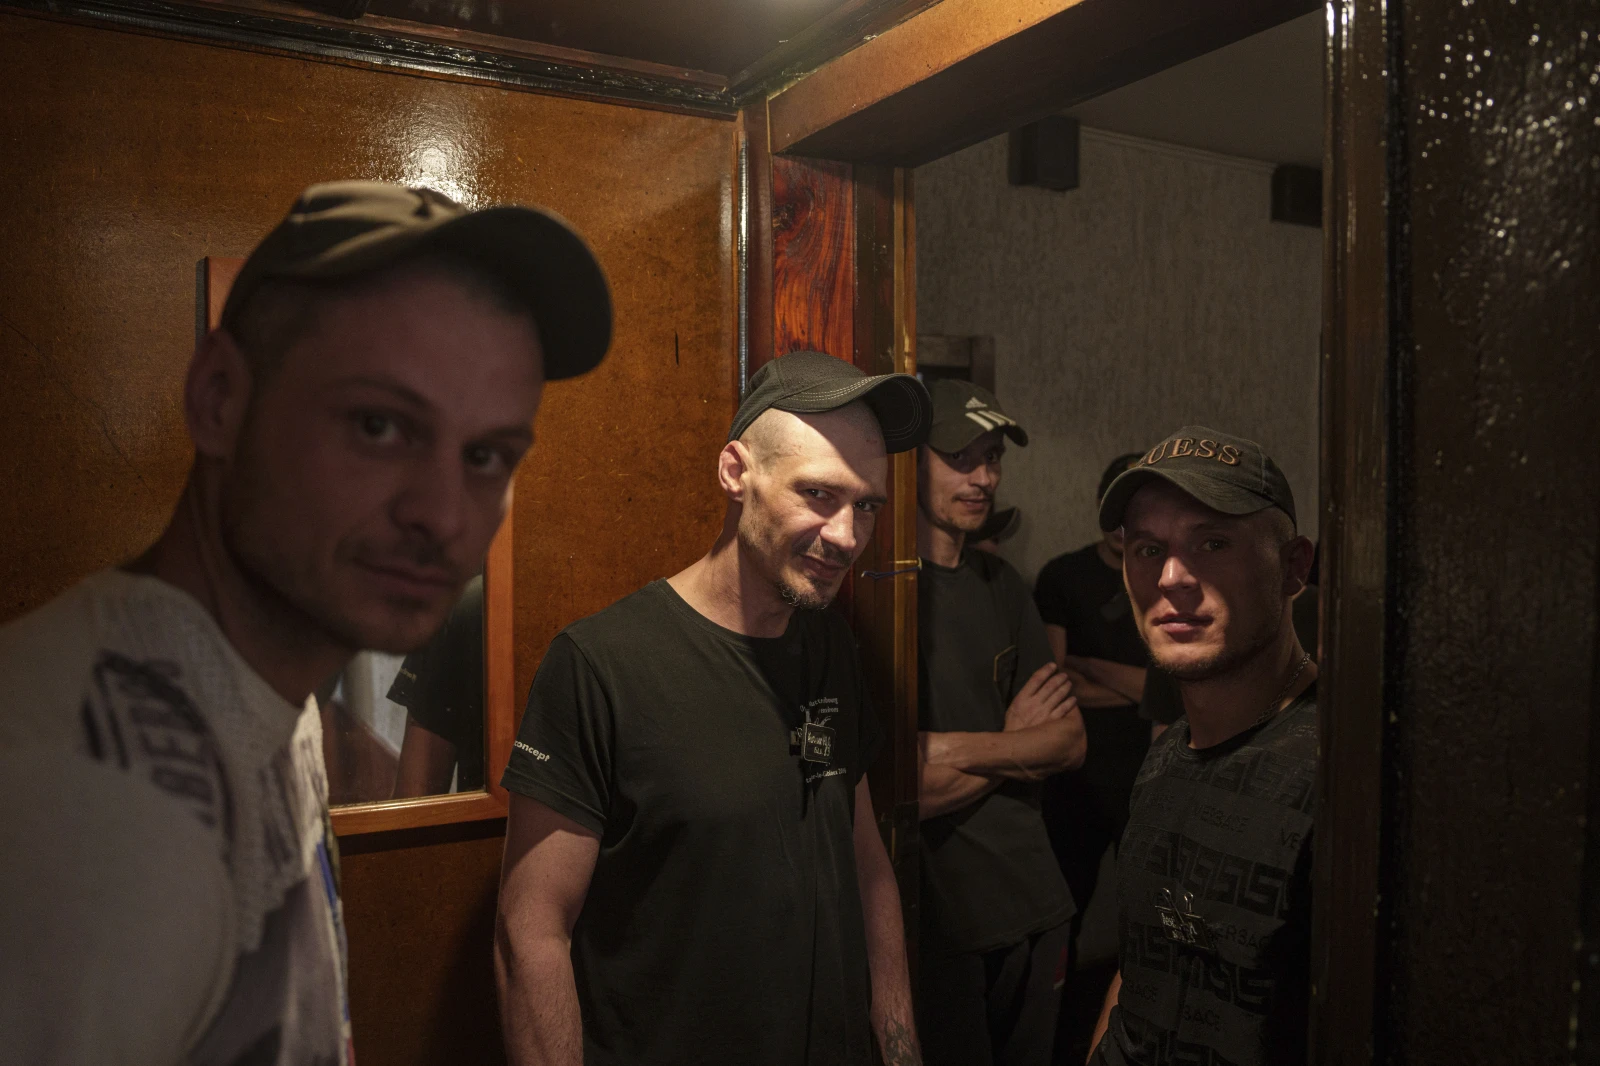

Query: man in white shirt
<box><xmin>0</xmin><ymin>181</ymin><xmax>611</xmax><ymax>1065</ymax></box>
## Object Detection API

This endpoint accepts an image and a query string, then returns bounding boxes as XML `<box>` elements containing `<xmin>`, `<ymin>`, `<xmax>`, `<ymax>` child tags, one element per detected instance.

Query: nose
<box><xmin>1159</xmin><ymin>552</ymin><xmax>1198</xmax><ymax>593</ymax></box>
<box><xmin>818</xmin><ymin>502</ymin><xmax>859</xmax><ymax>559</ymax></box>
<box><xmin>390</xmin><ymin>454</ymin><xmax>469</xmax><ymax>549</ymax></box>
<box><xmin>971</xmin><ymin>462</ymin><xmax>999</xmax><ymax>492</ymax></box>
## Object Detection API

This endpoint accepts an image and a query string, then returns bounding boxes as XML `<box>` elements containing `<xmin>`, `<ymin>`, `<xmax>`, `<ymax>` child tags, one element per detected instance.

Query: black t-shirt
<box><xmin>1095</xmin><ymin>686</ymin><xmax>1317</xmax><ymax>1066</ymax></box>
<box><xmin>387</xmin><ymin>576</ymin><xmax>485</xmax><ymax>790</ymax></box>
<box><xmin>1033</xmin><ymin>544</ymin><xmax>1154</xmax><ymax>921</ymax></box>
<box><xmin>502</xmin><ymin>580</ymin><xmax>882</xmax><ymax>1066</ymax></box>
<box><xmin>1033</xmin><ymin>544</ymin><xmax>1147</xmax><ymax>668</ymax></box>
<box><xmin>918</xmin><ymin>550</ymin><xmax>1077</xmax><ymax>954</ymax></box>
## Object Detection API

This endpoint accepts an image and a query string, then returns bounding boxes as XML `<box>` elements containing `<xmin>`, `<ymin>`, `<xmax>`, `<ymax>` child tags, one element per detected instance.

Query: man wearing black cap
<box><xmin>913</xmin><ymin>380</ymin><xmax>1086</xmax><ymax>1066</ymax></box>
<box><xmin>0</xmin><ymin>181</ymin><xmax>610</xmax><ymax>1064</ymax></box>
<box><xmin>1087</xmin><ymin>428</ymin><xmax>1317</xmax><ymax>1066</ymax></box>
<box><xmin>496</xmin><ymin>350</ymin><xmax>930</xmax><ymax>1066</ymax></box>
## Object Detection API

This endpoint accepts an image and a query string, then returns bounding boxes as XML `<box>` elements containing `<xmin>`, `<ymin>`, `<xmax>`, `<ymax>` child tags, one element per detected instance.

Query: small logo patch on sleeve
<box><xmin>513</xmin><ymin>740</ymin><xmax>551</xmax><ymax>762</ymax></box>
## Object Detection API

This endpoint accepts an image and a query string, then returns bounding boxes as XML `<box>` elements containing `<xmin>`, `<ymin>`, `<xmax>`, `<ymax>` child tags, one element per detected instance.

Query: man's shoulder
<box><xmin>965</xmin><ymin>547</ymin><xmax>1027</xmax><ymax>590</ymax></box>
<box><xmin>558</xmin><ymin>580</ymin><xmax>674</xmax><ymax>649</ymax></box>
<box><xmin>0</xmin><ymin>573</ymin><xmax>123</xmax><ymax>748</ymax></box>
<box><xmin>1037</xmin><ymin>543</ymin><xmax>1099</xmax><ymax>583</ymax></box>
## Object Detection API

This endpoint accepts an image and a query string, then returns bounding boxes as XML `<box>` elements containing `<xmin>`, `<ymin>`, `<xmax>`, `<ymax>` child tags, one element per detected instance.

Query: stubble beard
<box><xmin>740</xmin><ymin>520</ymin><xmax>848</xmax><ymax>612</ymax></box>
<box><xmin>219</xmin><ymin>446</ymin><xmax>454</xmax><ymax>656</ymax></box>
<box><xmin>1147</xmin><ymin>568</ymin><xmax>1287</xmax><ymax>684</ymax></box>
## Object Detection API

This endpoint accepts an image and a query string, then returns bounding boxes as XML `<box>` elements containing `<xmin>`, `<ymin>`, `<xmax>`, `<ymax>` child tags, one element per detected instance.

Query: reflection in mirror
<box><xmin>319</xmin><ymin>576</ymin><xmax>486</xmax><ymax>805</ymax></box>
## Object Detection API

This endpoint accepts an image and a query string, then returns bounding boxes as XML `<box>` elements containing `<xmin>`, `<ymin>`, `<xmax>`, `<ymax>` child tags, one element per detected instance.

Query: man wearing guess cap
<box><xmin>0</xmin><ymin>180</ymin><xmax>610</xmax><ymax>1064</ymax></box>
<box><xmin>913</xmin><ymin>380</ymin><xmax>1086</xmax><ymax>1066</ymax></box>
<box><xmin>1087</xmin><ymin>427</ymin><xmax>1317</xmax><ymax>1066</ymax></box>
<box><xmin>496</xmin><ymin>350</ymin><xmax>929</xmax><ymax>1066</ymax></box>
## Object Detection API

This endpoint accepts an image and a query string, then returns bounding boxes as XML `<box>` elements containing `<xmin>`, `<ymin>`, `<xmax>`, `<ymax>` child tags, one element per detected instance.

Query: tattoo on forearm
<box><xmin>878</xmin><ymin>1018</ymin><xmax>920</xmax><ymax>1066</ymax></box>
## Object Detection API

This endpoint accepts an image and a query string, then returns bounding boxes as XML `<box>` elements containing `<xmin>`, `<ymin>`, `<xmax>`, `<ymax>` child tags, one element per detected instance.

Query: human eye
<box><xmin>1200</xmin><ymin>537</ymin><xmax>1229</xmax><ymax>552</ymax></box>
<box><xmin>854</xmin><ymin>500</ymin><xmax>881</xmax><ymax>514</ymax></box>
<box><xmin>802</xmin><ymin>487</ymin><xmax>831</xmax><ymax>501</ymax></box>
<box><xmin>352</xmin><ymin>411</ymin><xmax>404</xmax><ymax>446</ymax></box>
<box><xmin>464</xmin><ymin>442</ymin><xmax>519</xmax><ymax>478</ymax></box>
<box><xmin>1133</xmin><ymin>542</ymin><xmax>1163</xmax><ymax>559</ymax></box>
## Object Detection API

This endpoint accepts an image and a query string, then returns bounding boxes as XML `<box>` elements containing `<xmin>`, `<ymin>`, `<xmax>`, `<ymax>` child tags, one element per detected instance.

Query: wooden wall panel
<box><xmin>0</xmin><ymin>13</ymin><xmax>736</xmax><ymax>1064</ymax></box>
<box><xmin>771</xmin><ymin>155</ymin><xmax>856</xmax><ymax>360</ymax></box>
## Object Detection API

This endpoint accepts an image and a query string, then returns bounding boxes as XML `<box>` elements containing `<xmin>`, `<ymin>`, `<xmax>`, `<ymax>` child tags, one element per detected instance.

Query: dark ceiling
<box><xmin>361</xmin><ymin>0</ymin><xmax>865</xmax><ymax>78</ymax></box>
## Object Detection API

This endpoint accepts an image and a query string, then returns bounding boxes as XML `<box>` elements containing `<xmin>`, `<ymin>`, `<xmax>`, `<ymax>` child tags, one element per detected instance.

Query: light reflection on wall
<box><xmin>401</xmin><ymin>139</ymin><xmax>479</xmax><ymax>208</ymax></box>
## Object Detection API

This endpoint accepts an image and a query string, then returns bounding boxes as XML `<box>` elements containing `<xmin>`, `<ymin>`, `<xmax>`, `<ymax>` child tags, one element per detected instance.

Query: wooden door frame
<box><xmin>753</xmin><ymin>0</ymin><xmax>1382</xmax><ymax>1059</ymax></box>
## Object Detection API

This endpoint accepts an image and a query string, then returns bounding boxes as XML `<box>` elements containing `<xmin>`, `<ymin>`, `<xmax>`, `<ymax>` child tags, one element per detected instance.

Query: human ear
<box><xmin>1282</xmin><ymin>535</ymin><xmax>1315</xmax><ymax>596</ymax></box>
<box><xmin>185</xmin><ymin>329</ymin><xmax>254</xmax><ymax>459</ymax></box>
<box><xmin>717</xmin><ymin>441</ymin><xmax>752</xmax><ymax>502</ymax></box>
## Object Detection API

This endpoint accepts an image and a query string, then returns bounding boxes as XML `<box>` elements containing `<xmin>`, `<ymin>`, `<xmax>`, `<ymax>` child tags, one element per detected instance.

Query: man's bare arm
<box><xmin>1045</xmin><ymin>627</ymin><xmax>1134</xmax><ymax>706</ymax></box>
<box><xmin>496</xmin><ymin>794</ymin><xmax>600</xmax><ymax>1066</ymax></box>
<box><xmin>923</xmin><ymin>710</ymin><xmax>1087</xmax><ymax>781</ymax></box>
<box><xmin>1087</xmin><ymin>970</ymin><xmax>1121</xmax><ymax>1063</ymax></box>
<box><xmin>917</xmin><ymin>755</ymin><xmax>1001</xmax><ymax>821</ymax></box>
<box><xmin>1064</xmin><ymin>655</ymin><xmax>1148</xmax><ymax>704</ymax></box>
<box><xmin>853</xmin><ymin>777</ymin><xmax>921</xmax><ymax>1066</ymax></box>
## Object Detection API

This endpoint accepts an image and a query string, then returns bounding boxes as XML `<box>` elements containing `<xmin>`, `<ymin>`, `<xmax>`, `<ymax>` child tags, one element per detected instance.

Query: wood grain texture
<box><xmin>771</xmin><ymin>155</ymin><xmax>855</xmax><ymax>361</ymax></box>
<box><xmin>740</xmin><ymin>102</ymin><xmax>775</xmax><ymax>381</ymax></box>
<box><xmin>846</xmin><ymin>164</ymin><xmax>922</xmax><ymax>960</ymax></box>
<box><xmin>0</xmin><ymin>15</ymin><xmax>735</xmax><ymax>1063</ymax></box>
<box><xmin>1310</xmin><ymin>0</ymin><xmax>1388</xmax><ymax>1058</ymax></box>
<box><xmin>767</xmin><ymin>0</ymin><xmax>1318</xmax><ymax>166</ymax></box>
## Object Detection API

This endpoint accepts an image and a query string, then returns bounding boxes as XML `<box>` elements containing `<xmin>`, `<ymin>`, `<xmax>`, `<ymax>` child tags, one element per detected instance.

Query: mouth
<box><xmin>355</xmin><ymin>560</ymin><xmax>459</xmax><ymax>600</ymax></box>
<box><xmin>954</xmin><ymin>496</ymin><xmax>991</xmax><ymax>513</ymax></box>
<box><xmin>797</xmin><ymin>556</ymin><xmax>849</xmax><ymax>581</ymax></box>
<box><xmin>1154</xmin><ymin>612</ymin><xmax>1212</xmax><ymax>638</ymax></box>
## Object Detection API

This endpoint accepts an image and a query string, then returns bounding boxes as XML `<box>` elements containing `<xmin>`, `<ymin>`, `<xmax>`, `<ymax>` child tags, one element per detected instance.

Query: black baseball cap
<box><xmin>222</xmin><ymin>181</ymin><xmax>612</xmax><ymax>381</ymax></box>
<box><xmin>1098</xmin><ymin>426</ymin><xmax>1296</xmax><ymax>531</ymax></box>
<box><xmin>926</xmin><ymin>379</ymin><xmax>1028</xmax><ymax>453</ymax></box>
<box><xmin>728</xmin><ymin>350</ymin><xmax>932</xmax><ymax>453</ymax></box>
<box><xmin>1097</xmin><ymin>453</ymin><xmax>1144</xmax><ymax>502</ymax></box>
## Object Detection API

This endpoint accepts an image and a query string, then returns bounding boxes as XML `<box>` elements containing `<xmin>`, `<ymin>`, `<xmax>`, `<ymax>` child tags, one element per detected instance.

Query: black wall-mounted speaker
<box><xmin>1271</xmin><ymin>165</ymin><xmax>1323</xmax><ymax>227</ymax></box>
<box><xmin>1008</xmin><ymin>117</ymin><xmax>1080</xmax><ymax>192</ymax></box>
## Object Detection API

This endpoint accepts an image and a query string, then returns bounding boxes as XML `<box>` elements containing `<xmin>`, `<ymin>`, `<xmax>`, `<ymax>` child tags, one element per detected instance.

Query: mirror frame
<box><xmin>202</xmin><ymin>255</ymin><xmax>516</xmax><ymax>836</ymax></box>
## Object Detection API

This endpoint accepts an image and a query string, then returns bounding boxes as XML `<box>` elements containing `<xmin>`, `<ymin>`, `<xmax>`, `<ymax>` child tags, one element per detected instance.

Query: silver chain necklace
<box><xmin>1251</xmin><ymin>652</ymin><xmax>1312</xmax><ymax>729</ymax></box>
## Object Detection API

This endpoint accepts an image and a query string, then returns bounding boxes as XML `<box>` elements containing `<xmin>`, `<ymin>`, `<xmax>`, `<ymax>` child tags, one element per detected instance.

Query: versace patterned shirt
<box><xmin>1095</xmin><ymin>686</ymin><xmax>1316</xmax><ymax>1066</ymax></box>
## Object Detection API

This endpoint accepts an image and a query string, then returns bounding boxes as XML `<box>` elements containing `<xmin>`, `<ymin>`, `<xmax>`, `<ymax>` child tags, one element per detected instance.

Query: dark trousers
<box><xmin>917</xmin><ymin>922</ymin><xmax>1072</xmax><ymax>1066</ymax></box>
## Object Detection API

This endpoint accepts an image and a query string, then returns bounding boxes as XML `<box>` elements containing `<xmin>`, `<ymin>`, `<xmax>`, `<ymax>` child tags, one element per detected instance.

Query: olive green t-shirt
<box><xmin>502</xmin><ymin>580</ymin><xmax>882</xmax><ymax>1066</ymax></box>
<box><xmin>918</xmin><ymin>550</ymin><xmax>1077</xmax><ymax>954</ymax></box>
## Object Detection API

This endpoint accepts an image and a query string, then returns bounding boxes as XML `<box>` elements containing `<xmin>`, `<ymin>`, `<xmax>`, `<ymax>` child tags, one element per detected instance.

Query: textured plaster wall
<box><xmin>916</xmin><ymin>128</ymin><xmax>1322</xmax><ymax>582</ymax></box>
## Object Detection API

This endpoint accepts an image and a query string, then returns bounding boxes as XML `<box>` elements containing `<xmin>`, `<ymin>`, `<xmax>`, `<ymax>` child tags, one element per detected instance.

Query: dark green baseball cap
<box><xmin>221</xmin><ymin>181</ymin><xmax>612</xmax><ymax>381</ymax></box>
<box><xmin>926</xmin><ymin>379</ymin><xmax>1028</xmax><ymax>453</ymax></box>
<box><xmin>728</xmin><ymin>350</ymin><xmax>932</xmax><ymax>453</ymax></box>
<box><xmin>1098</xmin><ymin>425</ymin><xmax>1296</xmax><ymax>532</ymax></box>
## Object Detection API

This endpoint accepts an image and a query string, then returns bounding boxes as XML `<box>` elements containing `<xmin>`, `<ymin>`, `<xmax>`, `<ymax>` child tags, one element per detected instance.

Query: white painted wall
<box><xmin>915</xmin><ymin>127</ymin><xmax>1322</xmax><ymax>582</ymax></box>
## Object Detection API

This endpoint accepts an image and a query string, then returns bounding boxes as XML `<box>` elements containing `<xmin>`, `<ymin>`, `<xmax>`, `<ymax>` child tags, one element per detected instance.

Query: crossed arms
<box><xmin>917</xmin><ymin>662</ymin><xmax>1088</xmax><ymax>821</ymax></box>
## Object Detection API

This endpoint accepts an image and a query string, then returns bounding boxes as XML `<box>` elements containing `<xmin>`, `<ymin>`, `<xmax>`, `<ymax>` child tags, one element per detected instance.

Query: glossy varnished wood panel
<box><xmin>772</xmin><ymin>155</ymin><xmax>855</xmax><ymax>361</ymax></box>
<box><xmin>0</xmin><ymin>14</ymin><xmax>735</xmax><ymax>1064</ymax></box>
<box><xmin>767</xmin><ymin>0</ymin><xmax>1318</xmax><ymax>166</ymax></box>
